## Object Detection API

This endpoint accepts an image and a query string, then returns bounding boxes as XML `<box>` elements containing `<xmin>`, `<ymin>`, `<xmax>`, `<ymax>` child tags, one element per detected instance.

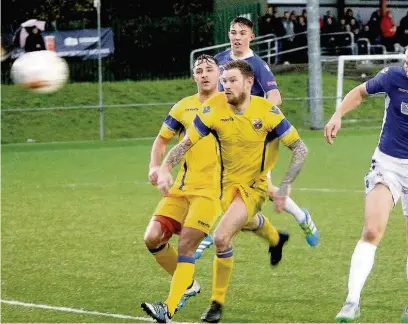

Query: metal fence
<box><xmin>1</xmin><ymin>95</ymin><xmax>384</xmax><ymax>144</ymax></box>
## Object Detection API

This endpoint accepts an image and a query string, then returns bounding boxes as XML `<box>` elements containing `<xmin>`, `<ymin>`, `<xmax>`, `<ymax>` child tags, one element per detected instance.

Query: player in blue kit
<box><xmin>215</xmin><ymin>16</ymin><xmax>282</xmax><ymax>105</ymax></box>
<box><xmin>214</xmin><ymin>16</ymin><xmax>319</xmax><ymax>247</ymax></box>
<box><xmin>325</xmin><ymin>48</ymin><xmax>408</xmax><ymax>322</ymax></box>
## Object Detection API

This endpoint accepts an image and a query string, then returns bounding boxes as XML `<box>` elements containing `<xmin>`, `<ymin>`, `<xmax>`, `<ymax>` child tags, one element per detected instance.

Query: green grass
<box><xmin>1</xmin><ymin>72</ymin><xmax>385</xmax><ymax>143</ymax></box>
<box><xmin>1</xmin><ymin>130</ymin><xmax>405</xmax><ymax>323</ymax></box>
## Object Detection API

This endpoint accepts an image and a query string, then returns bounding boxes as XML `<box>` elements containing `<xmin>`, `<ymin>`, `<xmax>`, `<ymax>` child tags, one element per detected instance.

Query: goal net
<box><xmin>334</xmin><ymin>53</ymin><xmax>405</xmax><ymax>128</ymax></box>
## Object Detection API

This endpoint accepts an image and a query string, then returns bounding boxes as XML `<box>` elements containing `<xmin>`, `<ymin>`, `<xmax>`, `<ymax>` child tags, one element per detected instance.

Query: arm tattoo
<box><xmin>162</xmin><ymin>137</ymin><xmax>193</xmax><ymax>169</ymax></box>
<box><xmin>278</xmin><ymin>139</ymin><xmax>308</xmax><ymax>196</ymax></box>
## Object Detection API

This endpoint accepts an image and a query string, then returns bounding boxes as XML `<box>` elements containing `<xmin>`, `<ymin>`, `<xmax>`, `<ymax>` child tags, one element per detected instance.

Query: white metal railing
<box><xmin>356</xmin><ymin>38</ymin><xmax>386</xmax><ymax>56</ymax></box>
<box><xmin>190</xmin><ymin>31</ymin><xmax>356</xmax><ymax>68</ymax></box>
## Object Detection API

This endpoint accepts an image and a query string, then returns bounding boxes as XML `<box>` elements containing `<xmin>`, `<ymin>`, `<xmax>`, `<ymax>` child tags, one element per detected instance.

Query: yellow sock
<box><xmin>211</xmin><ymin>247</ymin><xmax>234</xmax><ymax>305</ymax></box>
<box><xmin>165</xmin><ymin>256</ymin><xmax>195</xmax><ymax>315</ymax></box>
<box><xmin>150</xmin><ymin>243</ymin><xmax>178</xmax><ymax>275</ymax></box>
<box><xmin>255</xmin><ymin>214</ymin><xmax>280</xmax><ymax>246</ymax></box>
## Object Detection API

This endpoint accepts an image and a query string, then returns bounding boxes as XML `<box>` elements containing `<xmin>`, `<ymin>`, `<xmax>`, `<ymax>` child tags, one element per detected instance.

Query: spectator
<box><xmin>259</xmin><ymin>6</ymin><xmax>274</xmax><ymax>36</ymax></box>
<box><xmin>302</xmin><ymin>9</ymin><xmax>307</xmax><ymax>24</ymax></box>
<box><xmin>361</xmin><ymin>24</ymin><xmax>378</xmax><ymax>45</ymax></box>
<box><xmin>294</xmin><ymin>15</ymin><xmax>308</xmax><ymax>62</ymax></box>
<box><xmin>322</xmin><ymin>17</ymin><xmax>338</xmax><ymax>55</ymax></box>
<box><xmin>338</xmin><ymin>24</ymin><xmax>353</xmax><ymax>54</ymax></box>
<box><xmin>340</xmin><ymin>8</ymin><xmax>348</xmax><ymax>20</ymax></box>
<box><xmin>339</xmin><ymin>17</ymin><xmax>347</xmax><ymax>32</ymax></box>
<box><xmin>281</xmin><ymin>11</ymin><xmax>294</xmax><ymax>36</ymax></box>
<box><xmin>324</xmin><ymin>10</ymin><xmax>336</xmax><ymax>25</ymax></box>
<box><xmin>380</xmin><ymin>11</ymin><xmax>397</xmax><ymax>51</ymax></box>
<box><xmin>368</xmin><ymin>9</ymin><xmax>381</xmax><ymax>41</ymax></box>
<box><xmin>357</xmin><ymin>24</ymin><xmax>373</xmax><ymax>54</ymax></box>
<box><xmin>290</xmin><ymin>11</ymin><xmax>297</xmax><ymax>25</ymax></box>
<box><xmin>349</xmin><ymin>18</ymin><xmax>361</xmax><ymax>38</ymax></box>
<box><xmin>397</xmin><ymin>11</ymin><xmax>408</xmax><ymax>47</ymax></box>
<box><xmin>24</xmin><ymin>27</ymin><xmax>46</xmax><ymax>52</ymax></box>
<box><xmin>369</xmin><ymin>8</ymin><xmax>381</xmax><ymax>25</ymax></box>
<box><xmin>271</xmin><ymin>8</ymin><xmax>285</xmax><ymax>37</ymax></box>
<box><xmin>281</xmin><ymin>11</ymin><xmax>295</xmax><ymax>63</ymax></box>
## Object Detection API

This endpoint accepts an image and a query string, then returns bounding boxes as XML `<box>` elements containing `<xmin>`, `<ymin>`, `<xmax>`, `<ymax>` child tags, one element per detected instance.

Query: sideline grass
<box><xmin>1</xmin><ymin>72</ymin><xmax>384</xmax><ymax>143</ymax></box>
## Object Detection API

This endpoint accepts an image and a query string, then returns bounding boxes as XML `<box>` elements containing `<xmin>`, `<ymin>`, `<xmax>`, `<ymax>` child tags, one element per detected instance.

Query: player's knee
<box><xmin>143</xmin><ymin>230</ymin><xmax>163</xmax><ymax>249</ymax></box>
<box><xmin>362</xmin><ymin>226</ymin><xmax>382</xmax><ymax>244</ymax></box>
<box><xmin>213</xmin><ymin>231</ymin><xmax>231</xmax><ymax>250</ymax></box>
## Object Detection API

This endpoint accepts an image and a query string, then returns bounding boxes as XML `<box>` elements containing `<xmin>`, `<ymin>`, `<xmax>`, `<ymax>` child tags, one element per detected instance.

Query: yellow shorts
<box><xmin>221</xmin><ymin>184</ymin><xmax>267</xmax><ymax>223</ymax></box>
<box><xmin>153</xmin><ymin>192</ymin><xmax>221</xmax><ymax>234</ymax></box>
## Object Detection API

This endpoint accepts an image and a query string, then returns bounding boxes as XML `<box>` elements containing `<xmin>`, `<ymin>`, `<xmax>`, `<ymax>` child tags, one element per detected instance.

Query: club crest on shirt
<box><xmin>270</xmin><ymin>106</ymin><xmax>280</xmax><ymax>114</ymax></box>
<box><xmin>203</xmin><ymin>106</ymin><xmax>211</xmax><ymax>114</ymax></box>
<box><xmin>401</xmin><ymin>102</ymin><xmax>408</xmax><ymax>115</ymax></box>
<box><xmin>252</xmin><ymin>119</ymin><xmax>263</xmax><ymax>130</ymax></box>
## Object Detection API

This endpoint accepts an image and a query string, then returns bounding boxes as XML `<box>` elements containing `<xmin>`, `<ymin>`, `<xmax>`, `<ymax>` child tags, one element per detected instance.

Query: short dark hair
<box><xmin>223</xmin><ymin>60</ymin><xmax>254</xmax><ymax>79</ymax></box>
<box><xmin>230</xmin><ymin>16</ymin><xmax>254</xmax><ymax>30</ymax></box>
<box><xmin>193</xmin><ymin>54</ymin><xmax>218</xmax><ymax>69</ymax></box>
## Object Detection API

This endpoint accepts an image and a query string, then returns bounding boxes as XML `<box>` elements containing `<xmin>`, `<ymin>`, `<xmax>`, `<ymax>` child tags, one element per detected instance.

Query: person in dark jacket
<box><xmin>24</xmin><ymin>27</ymin><xmax>46</xmax><ymax>52</ymax></box>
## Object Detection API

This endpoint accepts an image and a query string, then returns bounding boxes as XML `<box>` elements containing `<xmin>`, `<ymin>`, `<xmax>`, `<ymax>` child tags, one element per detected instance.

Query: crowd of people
<box><xmin>259</xmin><ymin>6</ymin><xmax>408</xmax><ymax>63</ymax></box>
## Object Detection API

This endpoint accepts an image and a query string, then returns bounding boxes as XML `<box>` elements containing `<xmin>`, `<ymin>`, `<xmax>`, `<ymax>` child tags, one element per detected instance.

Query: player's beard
<box><xmin>227</xmin><ymin>91</ymin><xmax>247</xmax><ymax>107</ymax></box>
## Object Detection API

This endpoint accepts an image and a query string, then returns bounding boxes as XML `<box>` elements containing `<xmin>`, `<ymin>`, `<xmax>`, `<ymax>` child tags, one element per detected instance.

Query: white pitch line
<box><xmin>1</xmin><ymin>299</ymin><xmax>149</xmax><ymax>321</ymax></box>
<box><xmin>296</xmin><ymin>187</ymin><xmax>364</xmax><ymax>193</ymax></box>
<box><xmin>3</xmin><ymin>180</ymin><xmax>364</xmax><ymax>193</ymax></box>
<box><xmin>2</xmin><ymin>136</ymin><xmax>156</xmax><ymax>147</ymax></box>
<box><xmin>1</xmin><ymin>299</ymin><xmax>196</xmax><ymax>323</ymax></box>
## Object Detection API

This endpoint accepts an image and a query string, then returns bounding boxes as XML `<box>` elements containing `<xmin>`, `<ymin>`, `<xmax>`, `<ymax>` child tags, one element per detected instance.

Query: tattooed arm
<box><xmin>161</xmin><ymin>136</ymin><xmax>194</xmax><ymax>170</ymax></box>
<box><xmin>274</xmin><ymin>139</ymin><xmax>308</xmax><ymax>211</ymax></box>
<box><xmin>278</xmin><ymin>139</ymin><xmax>308</xmax><ymax>195</ymax></box>
<box><xmin>157</xmin><ymin>136</ymin><xmax>194</xmax><ymax>195</ymax></box>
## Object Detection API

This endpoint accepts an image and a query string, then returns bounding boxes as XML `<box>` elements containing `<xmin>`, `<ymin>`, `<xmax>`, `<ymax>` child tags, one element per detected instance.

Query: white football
<box><xmin>11</xmin><ymin>50</ymin><xmax>69</xmax><ymax>93</ymax></box>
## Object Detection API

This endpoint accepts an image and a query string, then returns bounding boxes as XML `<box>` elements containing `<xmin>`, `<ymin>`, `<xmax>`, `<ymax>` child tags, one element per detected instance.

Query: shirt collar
<box><xmin>230</xmin><ymin>49</ymin><xmax>254</xmax><ymax>60</ymax></box>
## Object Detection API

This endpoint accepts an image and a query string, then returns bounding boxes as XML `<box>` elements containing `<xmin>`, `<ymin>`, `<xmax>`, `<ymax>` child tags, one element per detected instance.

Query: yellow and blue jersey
<box><xmin>159</xmin><ymin>94</ymin><xmax>220</xmax><ymax>198</ymax></box>
<box><xmin>187</xmin><ymin>93</ymin><xmax>300</xmax><ymax>194</ymax></box>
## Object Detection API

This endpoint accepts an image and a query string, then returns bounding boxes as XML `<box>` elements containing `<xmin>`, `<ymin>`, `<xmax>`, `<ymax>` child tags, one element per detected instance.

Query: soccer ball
<box><xmin>11</xmin><ymin>50</ymin><xmax>69</xmax><ymax>93</ymax></box>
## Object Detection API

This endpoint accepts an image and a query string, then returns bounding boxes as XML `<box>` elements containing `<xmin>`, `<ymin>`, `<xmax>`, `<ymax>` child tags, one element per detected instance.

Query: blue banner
<box><xmin>11</xmin><ymin>28</ymin><xmax>114</xmax><ymax>60</ymax></box>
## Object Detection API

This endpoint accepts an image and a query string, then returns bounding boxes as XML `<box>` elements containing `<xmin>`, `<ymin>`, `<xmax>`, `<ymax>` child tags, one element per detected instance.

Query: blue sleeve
<box><xmin>256</xmin><ymin>59</ymin><xmax>279</xmax><ymax>93</ymax></box>
<box><xmin>274</xmin><ymin>118</ymin><xmax>293</xmax><ymax>138</ymax></box>
<box><xmin>163</xmin><ymin>114</ymin><xmax>182</xmax><ymax>132</ymax></box>
<box><xmin>366</xmin><ymin>68</ymin><xmax>389</xmax><ymax>94</ymax></box>
<box><xmin>193</xmin><ymin>115</ymin><xmax>211</xmax><ymax>137</ymax></box>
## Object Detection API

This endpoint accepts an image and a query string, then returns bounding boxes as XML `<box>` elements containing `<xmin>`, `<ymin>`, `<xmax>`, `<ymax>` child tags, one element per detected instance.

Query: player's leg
<box><xmin>144</xmin><ymin>197</ymin><xmax>186</xmax><ymax>276</ymax></box>
<box><xmin>144</xmin><ymin>217</ymin><xmax>179</xmax><ymax>275</ymax></box>
<box><xmin>195</xmin><ymin>197</ymin><xmax>221</xmax><ymax>260</ymax></box>
<box><xmin>336</xmin><ymin>183</ymin><xmax>394</xmax><ymax>322</ymax></box>
<box><xmin>269</xmin><ymin>184</ymin><xmax>320</xmax><ymax>247</ymax></box>
<box><xmin>401</xmin><ymin>196</ymin><xmax>408</xmax><ymax>323</ymax></box>
<box><xmin>243</xmin><ymin>213</ymin><xmax>289</xmax><ymax>266</ymax></box>
<box><xmin>142</xmin><ymin>196</ymin><xmax>218</xmax><ymax>321</ymax></box>
<box><xmin>201</xmin><ymin>193</ymin><xmax>248</xmax><ymax>323</ymax></box>
<box><xmin>163</xmin><ymin>227</ymin><xmax>206</xmax><ymax>314</ymax></box>
<box><xmin>142</xmin><ymin>228</ymin><xmax>206</xmax><ymax>322</ymax></box>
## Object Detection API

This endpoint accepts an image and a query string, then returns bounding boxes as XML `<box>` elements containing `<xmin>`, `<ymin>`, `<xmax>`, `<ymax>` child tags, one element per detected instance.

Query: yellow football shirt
<box><xmin>187</xmin><ymin>92</ymin><xmax>300</xmax><ymax>193</ymax></box>
<box><xmin>159</xmin><ymin>94</ymin><xmax>220</xmax><ymax>197</ymax></box>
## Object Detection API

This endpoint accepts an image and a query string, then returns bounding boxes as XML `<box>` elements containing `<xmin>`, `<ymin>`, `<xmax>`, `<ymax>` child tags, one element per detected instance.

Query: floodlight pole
<box><xmin>307</xmin><ymin>0</ymin><xmax>324</xmax><ymax>129</ymax></box>
<box><xmin>95</xmin><ymin>0</ymin><xmax>104</xmax><ymax>140</ymax></box>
